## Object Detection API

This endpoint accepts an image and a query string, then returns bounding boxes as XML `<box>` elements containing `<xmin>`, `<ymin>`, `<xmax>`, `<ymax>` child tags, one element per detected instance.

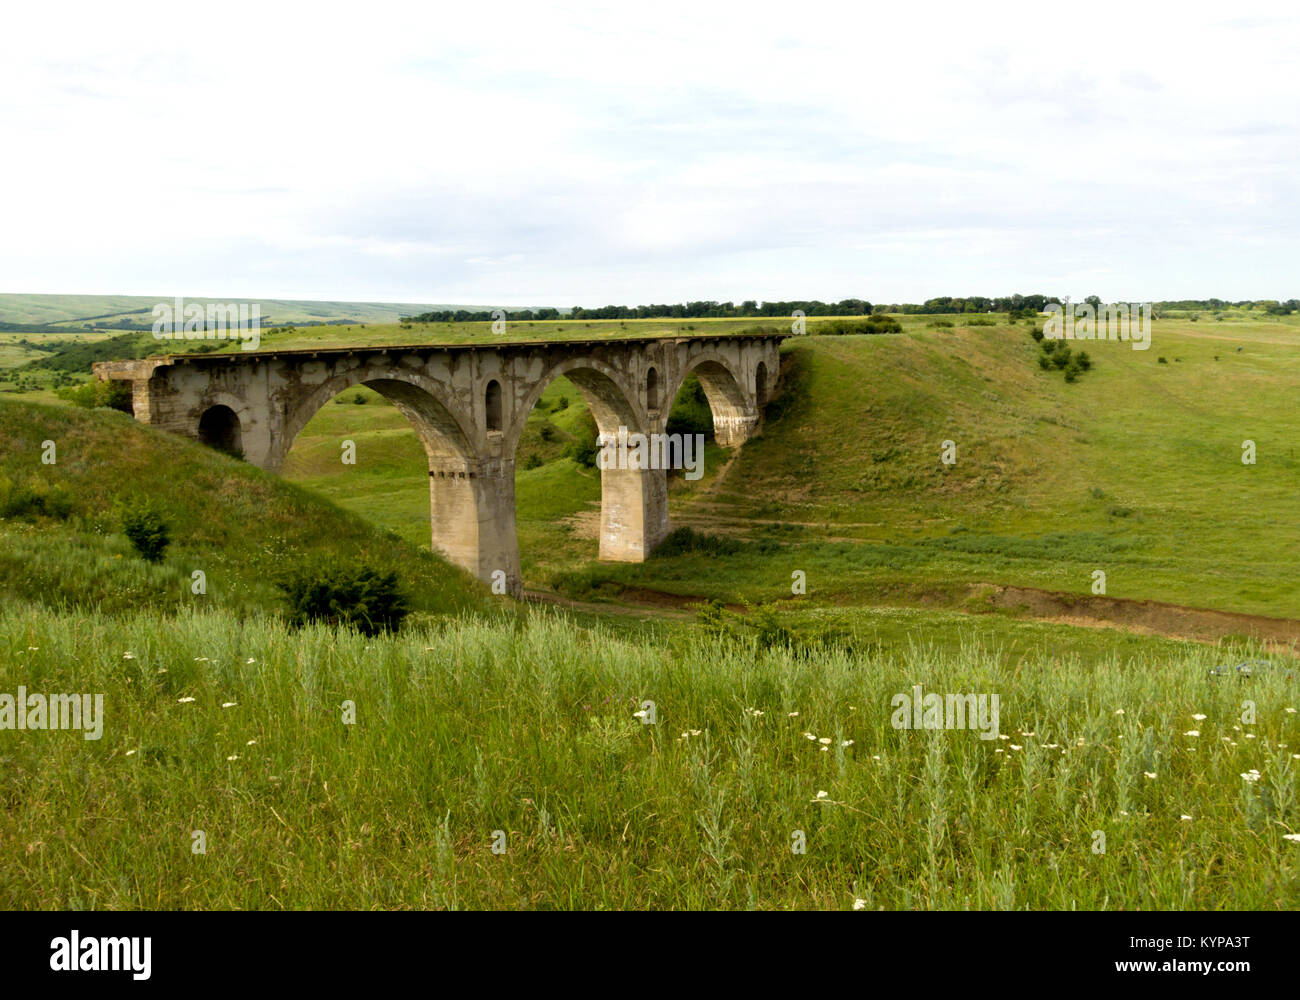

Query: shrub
<box><xmin>277</xmin><ymin>563</ymin><xmax>410</xmax><ymax>636</ymax></box>
<box><xmin>564</xmin><ymin>412</ymin><xmax>601</xmax><ymax>468</ymax></box>
<box><xmin>653</xmin><ymin>526</ymin><xmax>744</xmax><ymax>557</ymax></box>
<box><xmin>523</xmin><ymin>453</ymin><xmax>543</xmax><ymax>470</ymax></box>
<box><xmin>57</xmin><ymin>378</ymin><xmax>133</xmax><ymax>413</ymax></box>
<box><xmin>0</xmin><ymin>476</ymin><xmax>75</xmax><ymax>520</ymax></box>
<box><xmin>121</xmin><ymin>503</ymin><xmax>170</xmax><ymax>563</ymax></box>
<box><xmin>353</xmin><ymin>393</ymin><xmax>367</xmax><ymax>404</ymax></box>
<box><xmin>539</xmin><ymin>423</ymin><xmax>556</xmax><ymax>442</ymax></box>
<box><xmin>555</xmin><ymin>395</ymin><xmax>569</xmax><ymax>411</ymax></box>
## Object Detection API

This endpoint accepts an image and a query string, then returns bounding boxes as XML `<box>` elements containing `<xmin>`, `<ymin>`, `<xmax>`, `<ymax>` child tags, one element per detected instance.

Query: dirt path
<box><xmin>523</xmin><ymin>580</ymin><xmax>1300</xmax><ymax>651</ymax></box>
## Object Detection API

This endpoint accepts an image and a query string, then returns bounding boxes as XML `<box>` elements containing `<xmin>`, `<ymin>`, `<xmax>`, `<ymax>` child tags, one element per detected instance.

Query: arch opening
<box><xmin>755</xmin><ymin>361</ymin><xmax>768</xmax><ymax>409</ymax></box>
<box><xmin>511</xmin><ymin>362</ymin><xmax>665</xmax><ymax>574</ymax></box>
<box><xmin>198</xmin><ymin>404</ymin><xmax>243</xmax><ymax>457</ymax></box>
<box><xmin>278</xmin><ymin>375</ymin><xmax>513</xmax><ymax>591</ymax></box>
<box><xmin>646</xmin><ymin>367</ymin><xmax>660</xmax><ymax>411</ymax></box>
<box><xmin>485</xmin><ymin>379</ymin><xmax>503</xmax><ymax>432</ymax></box>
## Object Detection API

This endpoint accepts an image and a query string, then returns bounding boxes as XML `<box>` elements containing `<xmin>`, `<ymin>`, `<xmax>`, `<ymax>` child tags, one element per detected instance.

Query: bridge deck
<box><xmin>139</xmin><ymin>330</ymin><xmax>790</xmax><ymax>366</ymax></box>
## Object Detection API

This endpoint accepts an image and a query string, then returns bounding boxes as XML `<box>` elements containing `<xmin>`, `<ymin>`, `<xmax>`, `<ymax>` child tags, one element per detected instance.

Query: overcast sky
<box><xmin>3</xmin><ymin>1</ymin><xmax>1297</xmax><ymax>306</ymax></box>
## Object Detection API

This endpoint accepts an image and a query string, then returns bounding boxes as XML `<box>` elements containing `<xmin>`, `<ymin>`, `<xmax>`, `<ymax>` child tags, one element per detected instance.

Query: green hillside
<box><xmin>0</xmin><ymin>398</ymin><xmax>490</xmax><ymax>618</ymax></box>
<box><xmin>274</xmin><ymin>313</ymin><xmax>1300</xmax><ymax>623</ymax></box>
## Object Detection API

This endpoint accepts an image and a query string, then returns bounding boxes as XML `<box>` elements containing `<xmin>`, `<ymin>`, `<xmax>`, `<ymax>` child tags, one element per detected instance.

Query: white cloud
<box><xmin>1</xmin><ymin>0</ymin><xmax>1297</xmax><ymax>304</ymax></box>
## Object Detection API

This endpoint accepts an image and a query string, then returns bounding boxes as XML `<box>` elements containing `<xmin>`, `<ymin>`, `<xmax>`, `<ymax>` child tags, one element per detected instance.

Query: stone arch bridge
<box><xmin>94</xmin><ymin>333</ymin><xmax>786</xmax><ymax>596</ymax></box>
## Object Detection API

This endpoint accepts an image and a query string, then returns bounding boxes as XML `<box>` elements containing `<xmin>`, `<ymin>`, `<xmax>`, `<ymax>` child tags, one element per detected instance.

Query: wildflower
<box><xmin>124</xmin><ymin>749</ymin><xmax>137</xmax><ymax>757</ymax></box>
<box><xmin>1286</xmin><ymin>708</ymin><xmax>1296</xmax><ymax>714</ymax></box>
<box><xmin>194</xmin><ymin>657</ymin><xmax>208</xmax><ymax>662</ymax></box>
<box><xmin>818</xmin><ymin>737</ymin><xmax>832</xmax><ymax>745</ymax></box>
<box><xmin>1144</xmin><ymin>772</ymin><xmax>1157</xmax><ymax>779</ymax></box>
<box><xmin>226</xmin><ymin>755</ymin><xmax>239</xmax><ymax>761</ymax></box>
<box><xmin>1240</xmin><ymin>771</ymin><xmax>1261</xmax><ymax>782</ymax></box>
<box><xmin>787</xmin><ymin>711</ymin><xmax>799</xmax><ymax>717</ymax></box>
<box><xmin>852</xmin><ymin>899</ymin><xmax>867</xmax><ymax>910</ymax></box>
<box><xmin>221</xmin><ymin>702</ymin><xmax>237</xmax><ymax>709</ymax></box>
<box><xmin>803</xmin><ymin>732</ymin><xmax>816</xmax><ymax>741</ymax></box>
<box><xmin>816</xmin><ymin>790</ymin><xmax>828</xmax><ymax>799</ymax></box>
<box><xmin>1192</xmin><ymin>713</ymin><xmax>1206</xmax><ymax>721</ymax></box>
<box><xmin>871</xmin><ymin>755</ymin><xmax>881</xmax><ymax>761</ymax></box>
<box><xmin>246</xmin><ymin>658</ymin><xmax>256</xmax><ymax>664</ymax></box>
<box><xmin>246</xmin><ymin>739</ymin><xmax>256</xmax><ymax>746</ymax></box>
<box><xmin>1009</xmin><ymin>745</ymin><xmax>1022</xmax><ymax>751</ymax></box>
<box><xmin>632</xmin><ymin>709</ymin><xmax>649</xmax><ymax>719</ymax></box>
<box><xmin>841</xmin><ymin>740</ymin><xmax>854</xmax><ymax>747</ymax></box>
<box><xmin>1119</xmin><ymin>810</ymin><xmax>1129</xmax><ymax>817</ymax></box>
<box><xmin>123</xmin><ymin>652</ymin><xmax>136</xmax><ymax>660</ymax></box>
<box><xmin>1180</xmin><ymin>815</ymin><xmax>1192</xmax><ymax>821</ymax></box>
<box><xmin>1246</xmin><ymin>733</ymin><xmax>1257</xmax><ymax>739</ymax></box>
<box><xmin>1184</xmin><ymin>730</ymin><xmax>1199</xmax><ymax>737</ymax></box>
<box><xmin>177</xmin><ymin>696</ymin><xmax>196</xmax><ymax>704</ymax></box>
<box><xmin>1284</xmin><ymin>834</ymin><xmax>1300</xmax><ymax>843</ymax></box>
<box><xmin>1115</xmin><ymin>709</ymin><xmax>1125</xmax><ymax>716</ymax></box>
<box><xmin>819</xmin><ymin>746</ymin><xmax>829</xmax><ymax>752</ymax></box>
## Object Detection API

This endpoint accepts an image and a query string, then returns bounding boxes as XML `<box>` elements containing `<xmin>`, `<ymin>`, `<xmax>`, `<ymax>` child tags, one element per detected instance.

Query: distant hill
<box><xmin>0</xmin><ymin>293</ymin><xmax>532</xmax><ymax>331</ymax></box>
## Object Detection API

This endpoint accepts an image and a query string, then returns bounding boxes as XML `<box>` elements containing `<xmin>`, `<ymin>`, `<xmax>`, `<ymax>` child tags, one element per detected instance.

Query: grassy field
<box><xmin>4</xmin><ymin>308</ymin><xmax>1300</xmax><ymax>910</ymax></box>
<box><xmin>3</xmin><ymin>602</ymin><xmax>1297</xmax><ymax>910</ymax></box>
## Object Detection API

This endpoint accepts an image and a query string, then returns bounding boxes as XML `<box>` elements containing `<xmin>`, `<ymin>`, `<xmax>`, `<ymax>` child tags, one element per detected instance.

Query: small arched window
<box><xmin>485</xmin><ymin>379</ymin><xmax>503</xmax><ymax>432</ymax></box>
<box><xmin>646</xmin><ymin>367</ymin><xmax>660</xmax><ymax>411</ymax></box>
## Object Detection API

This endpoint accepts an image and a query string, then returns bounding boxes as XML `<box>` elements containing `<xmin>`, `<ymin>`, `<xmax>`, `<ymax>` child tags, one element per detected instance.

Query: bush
<box><xmin>818</xmin><ymin>316</ymin><xmax>902</xmax><ymax>335</ymax></box>
<box><xmin>523</xmin><ymin>453</ymin><xmax>543</xmax><ymax>470</ymax></box>
<box><xmin>0</xmin><ymin>476</ymin><xmax>75</xmax><ymax>520</ymax></box>
<box><xmin>653</xmin><ymin>526</ymin><xmax>744</xmax><ymax>557</ymax></box>
<box><xmin>121</xmin><ymin>503</ymin><xmax>170</xmax><ymax>563</ymax></box>
<box><xmin>57</xmin><ymin>378</ymin><xmax>133</xmax><ymax>413</ymax></box>
<box><xmin>277</xmin><ymin>563</ymin><xmax>410</xmax><ymax>635</ymax></box>
<box><xmin>564</xmin><ymin>412</ymin><xmax>601</xmax><ymax>468</ymax></box>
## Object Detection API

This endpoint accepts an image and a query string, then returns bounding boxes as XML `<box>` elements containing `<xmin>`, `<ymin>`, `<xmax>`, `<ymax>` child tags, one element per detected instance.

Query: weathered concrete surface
<box><xmin>94</xmin><ymin>334</ymin><xmax>785</xmax><ymax>595</ymax></box>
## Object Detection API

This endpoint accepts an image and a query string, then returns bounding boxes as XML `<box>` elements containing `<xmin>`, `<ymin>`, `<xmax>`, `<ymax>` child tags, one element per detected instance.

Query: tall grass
<box><xmin>2</xmin><ymin>603</ymin><xmax>1296</xmax><ymax>909</ymax></box>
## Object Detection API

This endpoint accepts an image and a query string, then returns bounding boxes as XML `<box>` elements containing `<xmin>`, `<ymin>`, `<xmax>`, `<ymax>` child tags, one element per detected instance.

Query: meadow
<box><xmin>2</xmin><ymin>305</ymin><xmax>1299</xmax><ymax>909</ymax></box>
<box><xmin>3</xmin><ymin>603</ymin><xmax>1296</xmax><ymax>909</ymax></box>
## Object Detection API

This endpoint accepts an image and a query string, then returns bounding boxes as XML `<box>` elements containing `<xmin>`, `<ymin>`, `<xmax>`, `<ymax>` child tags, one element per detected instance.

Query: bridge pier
<box><xmin>429</xmin><ymin>457</ymin><xmax>522</xmax><ymax>596</ymax></box>
<box><xmin>598</xmin><ymin>464</ymin><xmax>670</xmax><ymax>562</ymax></box>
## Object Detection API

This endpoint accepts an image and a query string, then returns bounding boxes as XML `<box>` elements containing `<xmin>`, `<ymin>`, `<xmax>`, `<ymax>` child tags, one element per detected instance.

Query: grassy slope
<box><xmin>273</xmin><ymin>313</ymin><xmax>1300</xmax><ymax>621</ymax></box>
<box><xmin>0</xmin><ymin>399</ymin><xmax>490</xmax><ymax>618</ymax></box>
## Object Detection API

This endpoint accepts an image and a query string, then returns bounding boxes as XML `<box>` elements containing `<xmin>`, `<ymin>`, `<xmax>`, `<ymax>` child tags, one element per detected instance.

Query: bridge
<box><xmin>94</xmin><ymin>333</ymin><xmax>786</xmax><ymax>595</ymax></box>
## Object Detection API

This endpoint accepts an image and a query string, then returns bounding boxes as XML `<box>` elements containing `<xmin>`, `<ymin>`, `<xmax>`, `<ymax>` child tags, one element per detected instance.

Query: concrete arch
<box><xmin>272</xmin><ymin>367</ymin><xmax>520</xmax><ymax>592</ymax></box>
<box><xmin>505</xmin><ymin>355</ymin><xmax>646</xmax><ymax>455</ymax></box>
<box><xmin>664</xmin><ymin>351</ymin><xmax>755</xmax><ymax>446</ymax></box>
<box><xmin>274</xmin><ymin>367</ymin><xmax>475</xmax><ymax>472</ymax></box>
<box><xmin>508</xmin><ymin>355</ymin><xmax>665</xmax><ymax>562</ymax></box>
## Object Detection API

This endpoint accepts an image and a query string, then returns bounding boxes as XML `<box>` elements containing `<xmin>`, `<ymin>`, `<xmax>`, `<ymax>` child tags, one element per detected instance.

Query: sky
<box><xmin>2</xmin><ymin>1</ymin><xmax>1297</xmax><ymax>307</ymax></box>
